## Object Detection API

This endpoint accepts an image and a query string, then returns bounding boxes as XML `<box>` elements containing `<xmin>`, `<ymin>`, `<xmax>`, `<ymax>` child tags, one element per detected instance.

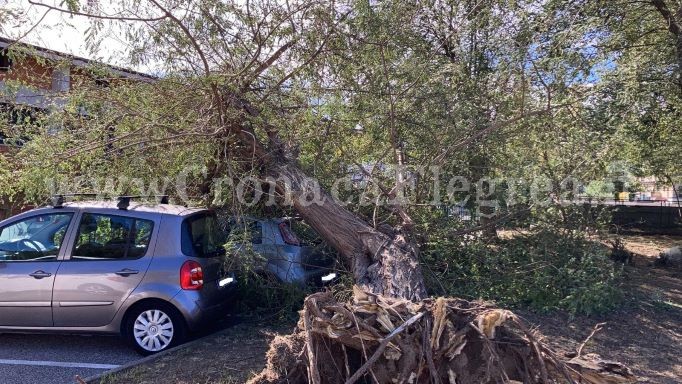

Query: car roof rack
<box><xmin>116</xmin><ymin>195</ymin><xmax>170</xmax><ymax>210</ymax></box>
<box><xmin>51</xmin><ymin>194</ymin><xmax>170</xmax><ymax>210</ymax></box>
<box><xmin>117</xmin><ymin>196</ymin><xmax>132</xmax><ymax>210</ymax></box>
<box><xmin>51</xmin><ymin>193</ymin><xmax>98</xmax><ymax>208</ymax></box>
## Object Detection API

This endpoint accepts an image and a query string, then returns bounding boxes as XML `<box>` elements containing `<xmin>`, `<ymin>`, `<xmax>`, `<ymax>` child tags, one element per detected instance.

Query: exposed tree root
<box><xmin>249</xmin><ymin>287</ymin><xmax>636</xmax><ymax>384</ymax></box>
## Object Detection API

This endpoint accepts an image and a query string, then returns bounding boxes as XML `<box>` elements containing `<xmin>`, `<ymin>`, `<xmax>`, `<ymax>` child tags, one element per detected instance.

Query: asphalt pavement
<box><xmin>0</xmin><ymin>333</ymin><xmax>139</xmax><ymax>384</ymax></box>
<box><xmin>0</xmin><ymin>313</ymin><xmax>240</xmax><ymax>384</ymax></box>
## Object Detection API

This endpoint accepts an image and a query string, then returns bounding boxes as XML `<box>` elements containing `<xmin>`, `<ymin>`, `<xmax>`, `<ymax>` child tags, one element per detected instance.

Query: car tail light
<box><xmin>278</xmin><ymin>222</ymin><xmax>300</xmax><ymax>246</ymax></box>
<box><xmin>180</xmin><ymin>260</ymin><xmax>203</xmax><ymax>290</ymax></box>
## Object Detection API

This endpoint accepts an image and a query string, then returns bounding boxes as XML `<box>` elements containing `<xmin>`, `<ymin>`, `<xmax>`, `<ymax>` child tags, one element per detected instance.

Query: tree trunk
<box><xmin>229</xmin><ymin>98</ymin><xmax>427</xmax><ymax>301</ymax></box>
<box><xmin>270</xmin><ymin>162</ymin><xmax>428</xmax><ymax>301</ymax></box>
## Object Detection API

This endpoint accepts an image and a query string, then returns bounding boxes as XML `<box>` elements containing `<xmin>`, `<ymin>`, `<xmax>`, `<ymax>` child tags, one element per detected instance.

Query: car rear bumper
<box><xmin>171</xmin><ymin>277</ymin><xmax>238</xmax><ymax>332</ymax></box>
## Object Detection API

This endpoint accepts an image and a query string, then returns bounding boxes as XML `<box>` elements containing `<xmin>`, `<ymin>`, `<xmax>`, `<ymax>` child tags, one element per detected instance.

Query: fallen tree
<box><xmin>8</xmin><ymin>2</ymin><xmax>640</xmax><ymax>383</ymax></box>
<box><xmin>249</xmin><ymin>287</ymin><xmax>636</xmax><ymax>384</ymax></box>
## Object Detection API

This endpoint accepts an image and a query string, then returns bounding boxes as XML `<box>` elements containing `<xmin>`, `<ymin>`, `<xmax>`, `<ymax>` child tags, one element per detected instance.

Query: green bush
<box><xmin>233</xmin><ymin>274</ymin><xmax>310</xmax><ymax>321</ymax></box>
<box><xmin>422</xmin><ymin>229</ymin><xmax>623</xmax><ymax>315</ymax></box>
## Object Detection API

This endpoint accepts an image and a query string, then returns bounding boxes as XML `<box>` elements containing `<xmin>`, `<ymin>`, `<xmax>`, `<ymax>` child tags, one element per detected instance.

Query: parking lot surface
<box><xmin>0</xmin><ymin>333</ymin><xmax>139</xmax><ymax>384</ymax></box>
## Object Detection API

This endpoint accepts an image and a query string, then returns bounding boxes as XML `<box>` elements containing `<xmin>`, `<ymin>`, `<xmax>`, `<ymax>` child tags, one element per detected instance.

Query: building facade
<box><xmin>0</xmin><ymin>37</ymin><xmax>153</xmax><ymax>216</ymax></box>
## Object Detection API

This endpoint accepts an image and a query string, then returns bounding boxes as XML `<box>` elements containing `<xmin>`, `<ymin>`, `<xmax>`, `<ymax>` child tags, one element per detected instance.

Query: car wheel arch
<box><xmin>119</xmin><ymin>298</ymin><xmax>188</xmax><ymax>337</ymax></box>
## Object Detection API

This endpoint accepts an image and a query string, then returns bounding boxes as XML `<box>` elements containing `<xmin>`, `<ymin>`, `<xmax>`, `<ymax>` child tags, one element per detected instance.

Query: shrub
<box><xmin>233</xmin><ymin>273</ymin><xmax>310</xmax><ymax>321</ymax></box>
<box><xmin>422</xmin><ymin>228</ymin><xmax>623</xmax><ymax>315</ymax></box>
<box><xmin>220</xmin><ymin>217</ymin><xmax>336</xmax><ymax>321</ymax></box>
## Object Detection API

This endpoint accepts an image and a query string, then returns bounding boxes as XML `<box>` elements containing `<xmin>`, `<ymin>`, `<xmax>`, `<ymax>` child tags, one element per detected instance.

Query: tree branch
<box><xmin>27</xmin><ymin>0</ymin><xmax>167</xmax><ymax>22</ymax></box>
<box><xmin>449</xmin><ymin>207</ymin><xmax>531</xmax><ymax>237</ymax></box>
<box><xmin>651</xmin><ymin>0</ymin><xmax>682</xmax><ymax>36</ymax></box>
<box><xmin>240</xmin><ymin>40</ymin><xmax>295</xmax><ymax>93</ymax></box>
<box><xmin>651</xmin><ymin>0</ymin><xmax>682</xmax><ymax>88</ymax></box>
<box><xmin>148</xmin><ymin>0</ymin><xmax>211</xmax><ymax>76</ymax></box>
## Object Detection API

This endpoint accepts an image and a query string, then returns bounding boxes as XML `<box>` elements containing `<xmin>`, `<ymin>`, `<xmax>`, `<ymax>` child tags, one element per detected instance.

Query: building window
<box><xmin>52</xmin><ymin>65</ymin><xmax>71</xmax><ymax>92</ymax></box>
<box><xmin>0</xmin><ymin>50</ymin><xmax>11</xmax><ymax>72</ymax></box>
<box><xmin>95</xmin><ymin>78</ymin><xmax>110</xmax><ymax>88</ymax></box>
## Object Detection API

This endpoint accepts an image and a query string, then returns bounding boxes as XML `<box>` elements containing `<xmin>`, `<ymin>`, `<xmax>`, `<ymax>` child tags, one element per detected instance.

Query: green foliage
<box><xmin>221</xmin><ymin>221</ymin><xmax>266</xmax><ymax>276</ymax></box>
<box><xmin>221</xmin><ymin>222</ymin><xmax>309</xmax><ymax>320</ymax></box>
<box><xmin>422</xmin><ymin>227</ymin><xmax>623</xmax><ymax>315</ymax></box>
<box><xmin>219</xmin><ymin>217</ymin><xmax>329</xmax><ymax>320</ymax></box>
<box><xmin>530</xmin><ymin>202</ymin><xmax>613</xmax><ymax>233</ymax></box>
<box><xmin>0</xmin><ymin>0</ymin><xmax>678</xmax><ymax>315</ymax></box>
<box><xmin>233</xmin><ymin>275</ymin><xmax>310</xmax><ymax>321</ymax></box>
<box><xmin>584</xmin><ymin>180</ymin><xmax>615</xmax><ymax>199</ymax></box>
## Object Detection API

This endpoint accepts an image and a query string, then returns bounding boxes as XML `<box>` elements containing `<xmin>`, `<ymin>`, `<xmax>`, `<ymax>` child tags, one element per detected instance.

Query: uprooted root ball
<box><xmin>249</xmin><ymin>287</ymin><xmax>635</xmax><ymax>384</ymax></box>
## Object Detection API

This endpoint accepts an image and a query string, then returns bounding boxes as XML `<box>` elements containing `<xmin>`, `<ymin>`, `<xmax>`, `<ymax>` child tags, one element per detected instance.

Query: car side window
<box><xmin>0</xmin><ymin>213</ymin><xmax>74</xmax><ymax>262</ymax></box>
<box><xmin>128</xmin><ymin>219</ymin><xmax>154</xmax><ymax>259</ymax></box>
<box><xmin>72</xmin><ymin>213</ymin><xmax>154</xmax><ymax>261</ymax></box>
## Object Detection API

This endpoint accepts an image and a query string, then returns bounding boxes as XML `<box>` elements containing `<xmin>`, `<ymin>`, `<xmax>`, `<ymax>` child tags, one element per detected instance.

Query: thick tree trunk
<box><xmin>229</xmin><ymin>98</ymin><xmax>427</xmax><ymax>300</ymax></box>
<box><xmin>270</xmin><ymin>162</ymin><xmax>428</xmax><ymax>301</ymax></box>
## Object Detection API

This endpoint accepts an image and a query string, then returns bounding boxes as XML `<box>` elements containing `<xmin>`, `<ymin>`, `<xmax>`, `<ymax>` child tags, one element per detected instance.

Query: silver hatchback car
<box><xmin>0</xmin><ymin>197</ymin><xmax>236</xmax><ymax>355</ymax></box>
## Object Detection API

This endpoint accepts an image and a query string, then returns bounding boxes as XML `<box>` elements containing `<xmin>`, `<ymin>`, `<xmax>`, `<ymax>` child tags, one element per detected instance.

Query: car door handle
<box><xmin>29</xmin><ymin>270</ymin><xmax>52</xmax><ymax>279</ymax></box>
<box><xmin>114</xmin><ymin>269</ymin><xmax>139</xmax><ymax>277</ymax></box>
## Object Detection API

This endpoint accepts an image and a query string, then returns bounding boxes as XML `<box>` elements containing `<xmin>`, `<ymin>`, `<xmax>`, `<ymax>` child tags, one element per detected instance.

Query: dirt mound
<box><xmin>249</xmin><ymin>287</ymin><xmax>635</xmax><ymax>384</ymax></box>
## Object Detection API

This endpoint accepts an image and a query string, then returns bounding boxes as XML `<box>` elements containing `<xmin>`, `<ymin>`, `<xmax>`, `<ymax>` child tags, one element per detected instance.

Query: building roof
<box><xmin>0</xmin><ymin>36</ymin><xmax>156</xmax><ymax>82</ymax></box>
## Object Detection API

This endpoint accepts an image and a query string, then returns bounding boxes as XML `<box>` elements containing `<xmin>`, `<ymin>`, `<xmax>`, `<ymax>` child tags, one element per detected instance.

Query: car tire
<box><xmin>124</xmin><ymin>302</ymin><xmax>186</xmax><ymax>356</ymax></box>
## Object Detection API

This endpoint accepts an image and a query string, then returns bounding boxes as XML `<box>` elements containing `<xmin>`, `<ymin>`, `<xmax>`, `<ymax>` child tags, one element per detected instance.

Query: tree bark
<box><xmin>228</xmin><ymin>98</ymin><xmax>428</xmax><ymax>300</ymax></box>
<box><xmin>226</xmin><ymin>90</ymin><xmax>427</xmax><ymax>301</ymax></box>
<box><xmin>270</xmin><ymin>162</ymin><xmax>428</xmax><ymax>301</ymax></box>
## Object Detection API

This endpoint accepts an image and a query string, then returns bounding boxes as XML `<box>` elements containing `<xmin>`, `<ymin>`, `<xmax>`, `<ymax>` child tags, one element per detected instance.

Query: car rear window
<box><xmin>227</xmin><ymin>219</ymin><xmax>262</xmax><ymax>244</ymax></box>
<box><xmin>181</xmin><ymin>212</ymin><xmax>226</xmax><ymax>258</ymax></box>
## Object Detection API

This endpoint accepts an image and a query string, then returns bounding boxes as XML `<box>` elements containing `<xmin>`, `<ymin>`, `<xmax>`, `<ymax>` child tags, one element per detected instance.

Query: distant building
<box><xmin>636</xmin><ymin>176</ymin><xmax>680</xmax><ymax>202</ymax></box>
<box><xmin>0</xmin><ymin>37</ymin><xmax>154</xmax><ymax>217</ymax></box>
<box><xmin>0</xmin><ymin>36</ymin><xmax>153</xmax><ymax>152</ymax></box>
